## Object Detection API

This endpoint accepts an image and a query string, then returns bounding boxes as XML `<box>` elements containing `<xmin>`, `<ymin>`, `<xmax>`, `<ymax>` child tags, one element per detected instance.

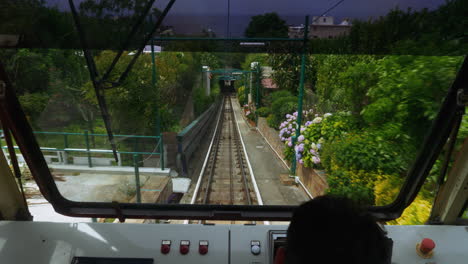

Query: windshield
<box><xmin>1</xmin><ymin>0</ymin><xmax>467</xmax><ymax>224</ymax></box>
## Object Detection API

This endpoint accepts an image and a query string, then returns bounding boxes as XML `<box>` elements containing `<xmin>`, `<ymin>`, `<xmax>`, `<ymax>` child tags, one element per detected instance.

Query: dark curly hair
<box><xmin>285</xmin><ymin>195</ymin><xmax>392</xmax><ymax>264</ymax></box>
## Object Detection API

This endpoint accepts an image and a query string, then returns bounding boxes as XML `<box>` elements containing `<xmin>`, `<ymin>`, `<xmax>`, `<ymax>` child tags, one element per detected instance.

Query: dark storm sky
<box><xmin>48</xmin><ymin>0</ymin><xmax>448</xmax><ymax>36</ymax></box>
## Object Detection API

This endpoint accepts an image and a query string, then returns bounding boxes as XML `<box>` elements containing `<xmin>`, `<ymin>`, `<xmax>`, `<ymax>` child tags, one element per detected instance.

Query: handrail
<box><xmin>0</xmin><ymin>129</ymin><xmax>164</xmax><ymax>168</ymax></box>
<box><xmin>177</xmin><ymin>97</ymin><xmax>221</xmax><ymax>139</ymax></box>
<box><xmin>1</xmin><ymin>146</ymin><xmax>161</xmax><ymax>156</ymax></box>
<box><xmin>176</xmin><ymin>99</ymin><xmax>221</xmax><ymax>175</ymax></box>
<box><xmin>1</xmin><ymin>130</ymin><xmax>161</xmax><ymax>139</ymax></box>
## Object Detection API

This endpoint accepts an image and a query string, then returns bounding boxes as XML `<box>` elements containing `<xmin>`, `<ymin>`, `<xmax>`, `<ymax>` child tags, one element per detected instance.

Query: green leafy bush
<box><xmin>270</xmin><ymin>96</ymin><xmax>297</xmax><ymax>128</ymax></box>
<box><xmin>280</xmin><ymin>111</ymin><xmax>356</xmax><ymax>169</ymax></box>
<box><xmin>257</xmin><ymin>107</ymin><xmax>270</xmax><ymax>117</ymax></box>
<box><xmin>266</xmin><ymin>90</ymin><xmax>294</xmax><ymax>103</ymax></box>
<box><xmin>237</xmin><ymin>85</ymin><xmax>246</xmax><ymax>105</ymax></box>
<box><xmin>253</xmin><ymin>90</ymin><xmax>300</xmax><ymax>128</ymax></box>
<box><xmin>326</xmin><ymin>169</ymin><xmax>377</xmax><ymax>205</ymax></box>
<box><xmin>19</xmin><ymin>92</ymin><xmax>50</xmax><ymax>122</ymax></box>
<box><xmin>266</xmin><ymin>114</ymin><xmax>276</xmax><ymax>128</ymax></box>
<box><xmin>320</xmin><ymin>131</ymin><xmax>410</xmax><ymax>176</ymax></box>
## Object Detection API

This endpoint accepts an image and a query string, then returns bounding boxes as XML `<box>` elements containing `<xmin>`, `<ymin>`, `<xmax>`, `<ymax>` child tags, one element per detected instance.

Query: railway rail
<box><xmin>190</xmin><ymin>95</ymin><xmax>258</xmax><ymax>224</ymax></box>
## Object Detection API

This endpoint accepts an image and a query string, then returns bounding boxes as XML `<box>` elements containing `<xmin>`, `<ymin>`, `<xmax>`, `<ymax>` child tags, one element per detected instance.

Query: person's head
<box><xmin>285</xmin><ymin>195</ymin><xmax>390</xmax><ymax>264</ymax></box>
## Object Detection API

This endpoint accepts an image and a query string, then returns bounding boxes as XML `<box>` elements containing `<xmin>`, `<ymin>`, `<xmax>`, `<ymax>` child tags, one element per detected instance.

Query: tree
<box><xmin>245</xmin><ymin>13</ymin><xmax>288</xmax><ymax>38</ymax></box>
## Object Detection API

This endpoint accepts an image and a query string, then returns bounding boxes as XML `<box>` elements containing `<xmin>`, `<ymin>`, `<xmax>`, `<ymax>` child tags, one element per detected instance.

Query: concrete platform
<box><xmin>53</xmin><ymin>172</ymin><xmax>168</xmax><ymax>203</ymax></box>
<box><xmin>231</xmin><ymin>98</ymin><xmax>309</xmax><ymax>205</ymax></box>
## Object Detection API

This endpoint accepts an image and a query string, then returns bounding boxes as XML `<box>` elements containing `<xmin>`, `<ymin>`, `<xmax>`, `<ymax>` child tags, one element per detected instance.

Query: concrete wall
<box><xmin>296</xmin><ymin>164</ymin><xmax>328</xmax><ymax>197</ymax></box>
<box><xmin>257</xmin><ymin>117</ymin><xmax>287</xmax><ymax>162</ymax></box>
<box><xmin>129</xmin><ymin>176</ymin><xmax>173</xmax><ymax>204</ymax></box>
<box><xmin>162</xmin><ymin>132</ymin><xmax>177</xmax><ymax>168</ymax></box>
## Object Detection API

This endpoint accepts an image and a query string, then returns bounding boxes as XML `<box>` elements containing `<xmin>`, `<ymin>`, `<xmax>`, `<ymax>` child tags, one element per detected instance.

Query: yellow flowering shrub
<box><xmin>374</xmin><ymin>175</ymin><xmax>431</xmax><ymax>225</ymax></box>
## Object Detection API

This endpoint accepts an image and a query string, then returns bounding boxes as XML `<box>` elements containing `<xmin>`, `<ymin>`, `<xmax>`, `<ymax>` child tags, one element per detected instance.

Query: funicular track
<box><xmin>191</xmin><ymin>95</ymin><xmax>258</xmax><ymax>224</ymax></box>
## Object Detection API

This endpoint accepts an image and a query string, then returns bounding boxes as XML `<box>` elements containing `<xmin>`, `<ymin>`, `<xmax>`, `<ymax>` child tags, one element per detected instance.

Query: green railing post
<box><xmin>244</xmin><ymin>74</ymin><xmax>248</xmax><ymax>105</ymax></box>
<box><xmin>291</xmin><ymin>15</ymin><xmax>309</xmax><ymax>176</ymax></box>
<box><xmin>133</xmin><ymin>154</ymin><xmax>142</xmax><ymax>203</ymax></box>
<box><xmin>256</xmin><ymin>66</ymin><xmax>261</xmax><ymax>108</ymax></box>
<box><xmin>151</xmin><ymin>35</ymin><xmax>163</xmax><ymax>170</ymax></box>
<box><xmin>84</xmin><ymin>130</ymin><xmax>92</xmax><ymax>168</ymax></box>
<box><xmin>255</xmin><ymin>65</ymin><xmax>261</xmax><ymax>126</ymax></box>
<box><xmin>64</xmin><ymin>134</ymin><xmax>69</xmax><ymax>148</ymax></box>
<box><xmin>160</xmin><ymin>135</ymin><xmax>165</xmax><ymax>170</ymax></box>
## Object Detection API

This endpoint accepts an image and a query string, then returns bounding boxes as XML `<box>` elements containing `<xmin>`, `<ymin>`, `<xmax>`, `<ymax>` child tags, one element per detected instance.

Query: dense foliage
<box><xmin>244</xmin><ymin>12</ymin><xmax>288</xmax><ymax>38</ymax></box>
<box><xmin>265</xmin><ymin>91</ymin><xmax>298</xmax><ymax>128</ymax></box>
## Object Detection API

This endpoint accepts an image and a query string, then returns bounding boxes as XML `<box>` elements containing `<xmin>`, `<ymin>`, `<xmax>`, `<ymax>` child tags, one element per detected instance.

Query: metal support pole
<box><xmin>291</xmin><ymin>15</ymin><xmax>309</xmax><ymax>175</ymax></box>
<box><xmin>255</xmin><ymin>66</ymin><xmax>261</xmax><ymax>125</ymax></box>
<box><xmin>150</xmin><ymin>31</ymin><xmax>164</xmax><ymax>170</ymax></box>
<box><xmin>256</xmin><ymin>66</ymin><xmax>260</xmax><ymax>108</ymax></box>
<box><xmin>160</xmin><ymin>135</ymin><xmax>165</xmax><ymax>170</ymax></box>
<box><xmin>249</xmin><ymin>72</ymin><xmax>253</xmax><ymax>104</ymax></box>
<box><xmin>244</xmin><ymin>74</ymin><xmax>248</xmax><ymax>105</ymax></box>
<box><xmin>84</xmin><ymin>130</ymin><xmax>92</xmax><ymax>168</ymax></box>
<box><xmin>133</xmin><ymin>154</ymin><xmax>142</xmax><ymax>203</ymax></box>
<box><xmin>150</xmin><ymin>19</ymin><xmax>161</xmax><ymax>139</ymax></box>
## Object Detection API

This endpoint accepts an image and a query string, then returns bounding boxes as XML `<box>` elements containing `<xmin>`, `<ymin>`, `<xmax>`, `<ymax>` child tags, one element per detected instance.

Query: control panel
<box><xmin>0</xmin><ymin>221</ymin><xmax>467</xmax><ymax>264</ymax></box>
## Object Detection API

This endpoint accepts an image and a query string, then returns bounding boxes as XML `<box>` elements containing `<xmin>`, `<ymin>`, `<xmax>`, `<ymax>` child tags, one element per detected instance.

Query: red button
<box><xmin>420</xmin><ymin>238</ymin><xmax>436</xmax><ymax>254</ymax></box>
<box><xmin>180</xmin><ymin>245</ymin><xmax>189</xmax><ymax>255</ymax></box>
<box><xmin>161</xmin><ymin>244</ymin><xmax>170</xmax><ymax>254</ymax></box>
<box><xmin>199</xmin><ymin>245</ymin><xmax>208</xmax><ymax>255</ymax></box>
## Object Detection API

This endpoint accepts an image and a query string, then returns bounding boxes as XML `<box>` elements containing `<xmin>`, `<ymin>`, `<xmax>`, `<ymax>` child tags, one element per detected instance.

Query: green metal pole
<box><xmin>151</xmin><ymin>38</ymin><xmax>161</xmax><ymax>137</ymax></box>
<box><xmin>150</xmin><ymin>16</ymin><xmax>163</xmax><ymax>170</ymax></box>
<box><xmin>291</xmin><ymin>15</ymin><xmax>309</xmax><ymax>175</ymax></box>
<box><xmin>133</xmin><ymin>154</ymin><xmax>142</xmax><ymax>203</ymax></box>
<box><xmin>244</xmin><ymin>74</ymin><xmax>248</xmax><ymax>105</ymax></box>
<box><xmin>84</xmin><ymin>130</ymin><xmax>92</xmax><ymax>168</ymax></box>
<box><xmin>256</xmin><ymin>66</ymin><xmax>261</xmax><ymax>108</ymax></box>
<box><xmin>160</xmin><ymin>134</ymin><xmax>165</xmax><ymax>170</ymax></box>
<box><xmin>255</xmin><ymin>66</ymin><xmax>261</xmax><ymax>125</ymax></box>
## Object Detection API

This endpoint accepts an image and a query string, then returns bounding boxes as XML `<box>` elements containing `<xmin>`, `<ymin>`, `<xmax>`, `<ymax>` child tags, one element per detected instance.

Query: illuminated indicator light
<box><xmin>416</xmin><ymin>238</ymin><xmax>436</xmax><ymax>258</ymax></box>
<box><xmin>199</xmin><ymin>241</ymin><xmax>209</xmax><ymax>255</ymax></box>
<box><xmin>161</xmin><ymin>240</ymin><xmax>171</xmax><ymax>254</ymax></box>
<box><xmin>180</xmin><ymin>240</ymin><xmax>190</xmax><ymax>255</ymax></box>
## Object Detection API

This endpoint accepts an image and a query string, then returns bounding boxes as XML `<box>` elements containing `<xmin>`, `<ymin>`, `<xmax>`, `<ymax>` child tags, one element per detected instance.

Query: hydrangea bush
<box><xmin>280</xmin><ymin>110</ymin><xmax>355</xmax><ymax>169</ymax></box>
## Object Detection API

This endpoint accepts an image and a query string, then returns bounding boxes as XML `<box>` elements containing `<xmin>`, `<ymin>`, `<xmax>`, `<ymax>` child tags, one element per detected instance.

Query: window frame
<box><xmin>0</xmin><ymin>56</ymin><xmax>466</xmax><ymax>222</ymax></box>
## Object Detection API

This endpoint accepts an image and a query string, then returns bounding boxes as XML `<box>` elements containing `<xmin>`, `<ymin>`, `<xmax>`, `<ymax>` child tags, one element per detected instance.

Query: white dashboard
<box><xmin>0</xmin><ymin>221</ymin><xmax>467</xmax><ymax>264</ymax></box>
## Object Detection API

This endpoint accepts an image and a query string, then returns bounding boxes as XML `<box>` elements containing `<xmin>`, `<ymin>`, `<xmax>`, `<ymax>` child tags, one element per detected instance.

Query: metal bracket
<box><xmin>0</xmin><ymin>80</ymin><xmax>6</xmax><ymax>100</ymax></box>
<box><xmin>112</xmin><ymin>201</ymin><xmax>126</xmax><ymax>223</ymax></box>
<box><xmin>457</xmin><ymin>89</ymin><xmax>468</xmax><ymax>107</ymax></box>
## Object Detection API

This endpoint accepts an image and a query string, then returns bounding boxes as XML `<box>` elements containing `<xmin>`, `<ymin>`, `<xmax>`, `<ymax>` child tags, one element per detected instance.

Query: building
<box><xmin>288</xmin><ymin>16</ymin><xmax>351</xmax><ymax>39</ymax></box>
<box><xmin>260</xmin><ymin>66</ymin><xmax>279</xmax><ymax>90</ymax></box>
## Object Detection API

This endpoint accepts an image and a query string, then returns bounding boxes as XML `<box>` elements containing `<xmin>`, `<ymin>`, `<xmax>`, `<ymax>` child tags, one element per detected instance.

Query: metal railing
<box><xmin>0</xmin><ymin>130</ymin><xmax>164</xmax><ymax>169</ymax></box>
<box><xmin>176</xmin><ymin>99</ymin><xmax>221</xmax><ymax>175</ymax></box>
